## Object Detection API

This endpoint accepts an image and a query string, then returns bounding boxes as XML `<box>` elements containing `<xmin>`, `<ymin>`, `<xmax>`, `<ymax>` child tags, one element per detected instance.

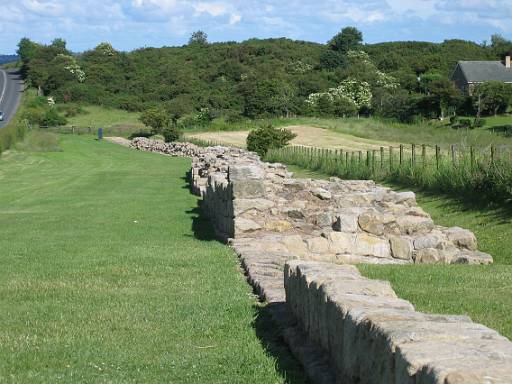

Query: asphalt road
<box><xmin>0</xmin><ymin>69</ymin><xmax>23</xmax><ymax>129</ymax></box>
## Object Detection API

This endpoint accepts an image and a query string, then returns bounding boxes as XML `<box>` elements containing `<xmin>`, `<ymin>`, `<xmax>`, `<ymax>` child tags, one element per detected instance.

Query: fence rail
<box><xmin>266</xmin><ymin>143</ymin><xmax>512</xmax><ymax>203</ymax></box>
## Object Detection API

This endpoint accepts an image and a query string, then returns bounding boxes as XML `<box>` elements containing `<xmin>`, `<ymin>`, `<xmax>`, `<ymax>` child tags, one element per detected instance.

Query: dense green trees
<box><xmin>17</xmin><ymin>29</ymin><xmax>512</xmax><ymax>126</ymax></box>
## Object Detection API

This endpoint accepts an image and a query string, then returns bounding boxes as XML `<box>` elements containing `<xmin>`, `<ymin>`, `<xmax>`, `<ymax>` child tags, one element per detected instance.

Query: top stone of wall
<box><xmin>131</xmin><ymin>138</ymin><xmax>492</xmax><ymax>266</ymax></box>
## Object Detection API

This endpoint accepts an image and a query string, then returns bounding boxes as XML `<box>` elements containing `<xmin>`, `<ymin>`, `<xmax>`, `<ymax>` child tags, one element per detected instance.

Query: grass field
<box><xmin>0</xmin><ymin>133</ymin><xmax>306</xmax><ymax>383</ymax></box>
<box><xmin>187</xmin><ymin>116</ymin><xmax>512</xmax><ymax>151</ymax></box>
<box><xmin>58</xmin><ymin>103</ymin><xmax>512</xmax><ymax>150</ymax></box>
<box><xmin>289</xmin><ymin>166</ymin><xmax>512</xmax><ymax>340</ymax></box>
<box><xmin>187</xmin><ymin>125</ymin><xmax>398</xmax><ymax>151</ymax></box>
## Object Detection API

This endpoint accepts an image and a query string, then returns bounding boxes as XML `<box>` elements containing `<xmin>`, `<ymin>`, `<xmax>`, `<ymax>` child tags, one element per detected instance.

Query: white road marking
<box><xmin>0</xmin><ymin>69</ymin><xmax>7</xmax><ymax>106</ymax></box>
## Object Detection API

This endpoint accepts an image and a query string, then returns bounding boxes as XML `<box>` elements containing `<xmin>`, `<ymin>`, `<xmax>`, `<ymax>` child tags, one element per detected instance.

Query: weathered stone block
<box><xmin>234</xmin><ymin>218</ymin><xmax>261</xmax><ymax>234</ymax></box>
<box><xmin>444</xmin><ymin>226</ymin><xmax>478</xmax><ymax>251</ymax></box>
<box><xmin>358</xmin><ymin>209</ymin><xmax>385</xmax><ymax>236</ymax></box>
<box><xmin>325</xmin><ymin>231</ymin><xmax>354</xmax><ymax>254</ymax></box>
<box><xmin>233</xmin><ymin>198</ymin><xmax>275</xmax><ymax>215</ymax></box>
<box><xmin>231</xmin><ymin>180</ymin><xmax>266</xmax><ymax>198</ymax></box>
<box><xmin>389</xmin><ymin>236</ymin><xmax>413</xmax><ymax>260</ymax></box>
<box><xmin>228</xmin><ymin>164</ymin><xmax>265</xmax><ymax>181</ymax></box>
<box><xmin>312</xmin><ymin>187</ymin><xmax>332</xmax><ymax>200</ymax></box>
<box><xmin>333</xmin><ymin>213</ymin><xmax>359</xmax><ymax>233</ymax></box>
<box><xmin>305</xmin><ymin>237</ymin><xmax>330</xmax><ymax>254</ymax></box>
<box><xmin>354</xmin><ymin>233</ymin><xmax>391</xmax><ymax>258</ymax></box>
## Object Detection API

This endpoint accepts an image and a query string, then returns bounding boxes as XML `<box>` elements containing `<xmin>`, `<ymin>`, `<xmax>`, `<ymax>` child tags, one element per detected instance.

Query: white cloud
<box><xmin>1</xmin><ymin>0</ymin><xmax>512</xmax><ymax>53</ymax></box>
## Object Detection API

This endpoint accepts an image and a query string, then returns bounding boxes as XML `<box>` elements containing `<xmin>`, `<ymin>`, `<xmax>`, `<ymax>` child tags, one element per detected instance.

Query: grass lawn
<box><xmin>63</xmin><ymin>105</ymin><xmax>142</xmax><ymax>128</ymax></box>
<box><xmin>56</xmin><ymin>103</ymin><xmax>512</xmax><ymax>150</ymax></box>
<box><xmin>289</xmin><ymin>166</ymin><xmax>512</xmax><ymax>340</ymax></box>
<box><xmin>186</xmin><ymin>115</ymin><xmax>512</xmax><ymax>151</ymax></box>
<box><xmin>0</xmin><ymin>134</ymin><xmax>306</xmax><ymax>383</ymax></box>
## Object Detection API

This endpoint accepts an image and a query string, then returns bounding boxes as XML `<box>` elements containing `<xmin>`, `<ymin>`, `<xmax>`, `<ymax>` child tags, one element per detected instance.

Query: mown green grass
<box><xmin>58</xmin><ymin>102</ymin><xmax>512</xmax><ymax>148</ymax></box>
<box><xmin>0</xmin><ymin>135</ymin><xmax>306</xmax><ymax>383</ymax></box>
<box><xmin>63</xmin><ymin>105</ymin><xmax>142</xmax><ymax>128</ymax></box>
<box><xmin>288</xmin><ymin>165</ymin><xmax>512</xmax><ymax>339</ymax></box>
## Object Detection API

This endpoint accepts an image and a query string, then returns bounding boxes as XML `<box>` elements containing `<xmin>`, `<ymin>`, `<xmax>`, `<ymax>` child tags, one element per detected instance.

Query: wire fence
<box><xmin>266</xmin><ymin>144</ymin><xmax>512</xmax><ymax>202</ymax></box>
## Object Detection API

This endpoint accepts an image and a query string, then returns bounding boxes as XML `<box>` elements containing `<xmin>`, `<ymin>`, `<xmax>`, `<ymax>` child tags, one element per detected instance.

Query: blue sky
<box><xmin>1</xmin><ymin>0</ymin><xmax>511</xmax><ymax>54</ymax></box>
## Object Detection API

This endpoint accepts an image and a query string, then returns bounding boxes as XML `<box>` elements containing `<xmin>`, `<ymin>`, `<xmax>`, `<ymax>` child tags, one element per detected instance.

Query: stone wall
<box><xmin>285</xmin><ymin>260</ymin><xmax>512</xmax><ymax>383</ymax></box>
<box><xmin>131</xmin><ymin>138</ymin><xmax>491</xmax><ymax>266</ymax></box>
<box><xmin>129</xmin><ymin>138</ymin><xmax>512</xmax><ymax>383</ymax></box>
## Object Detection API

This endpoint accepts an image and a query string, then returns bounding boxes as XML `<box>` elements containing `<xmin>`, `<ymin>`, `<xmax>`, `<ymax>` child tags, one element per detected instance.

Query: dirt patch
<box><xmin>105</xmin><ymin>136</ymin><xmax>132</xmax><ymax>147</ymax></box>
<box><xmin>186</xmin><ymin>125</ymin><xmax>398</xmax><ymax>151</ymax></box>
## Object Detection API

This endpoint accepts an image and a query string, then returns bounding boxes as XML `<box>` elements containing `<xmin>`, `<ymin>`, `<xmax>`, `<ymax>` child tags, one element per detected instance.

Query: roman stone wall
<box><xmin>285</xmin><ymin>260</ymin><xmax>512</xmax><ymax>383</ymax></box>
<box><xmin>129</xmin><ymin>138</ymin><xmax>511</xmax><ymax>383</ymax></box>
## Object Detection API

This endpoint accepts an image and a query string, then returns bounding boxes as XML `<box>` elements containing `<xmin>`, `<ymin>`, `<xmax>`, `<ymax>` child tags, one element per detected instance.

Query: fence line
<box><xmin>265</xmin><ymin>143</ymin><xmax>512</xmax><ymax>202</ymax></box>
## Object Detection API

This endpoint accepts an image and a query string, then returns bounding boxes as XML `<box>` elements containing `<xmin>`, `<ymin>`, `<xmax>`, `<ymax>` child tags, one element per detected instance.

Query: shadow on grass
<box><xmin>253</xmin><ymin>303</ymin><xmax>310</xmax><ymax>384</ymax></box>
<box><xmin>386</xmin><ymin>182</ymin><xmax>512</xmax><ymax>225</ymax></box>
<box><xmin>182</xmin><ymin>172</ymin><xmax>309</xmax><ymax>383</ymax></box>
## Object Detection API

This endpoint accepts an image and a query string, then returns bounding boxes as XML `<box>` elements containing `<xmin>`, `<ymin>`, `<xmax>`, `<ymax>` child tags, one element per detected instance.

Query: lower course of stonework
<box><xmin>286</xmin><ymin>261</ymin><xmax>512</xmax><ymax>383</ymax></box>
<box><xmin>127</xmin><ymin>138</ymin><xmax>512</xmax><ymax>383</ymax></box>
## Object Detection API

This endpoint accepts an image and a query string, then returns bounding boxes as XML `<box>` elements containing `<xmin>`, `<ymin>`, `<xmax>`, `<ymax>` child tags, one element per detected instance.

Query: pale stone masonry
<box><xmin>285</xmin><ymin>261</ymin><xmax>512</xmax><ymax>383</ymax></box>
<box><xmin>129</xmin><ymin>138</ymin><xmax>512</xmax><ymax>383</ymax></box>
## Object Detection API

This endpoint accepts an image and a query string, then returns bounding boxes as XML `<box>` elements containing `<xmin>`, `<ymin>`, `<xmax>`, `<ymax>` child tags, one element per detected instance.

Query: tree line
<box><xmin>16</xmin><ymin>28</ymin><xmax>512</xmax><ymax>129</ymax></box>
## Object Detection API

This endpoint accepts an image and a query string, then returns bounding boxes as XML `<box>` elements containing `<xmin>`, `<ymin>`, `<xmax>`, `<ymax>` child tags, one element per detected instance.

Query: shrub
<box><xmin>41</xmin><ymin>108</ymin><xmax>67</xmax><ymax>127</ymax></box>
<box><xmin>162</xmin><ymin>125</ymin><xmax>181</xmax><ymax>143</ymax></box>
<box><xmin>473</xmin><ymin>118</ymin><xmax>486</xmax><ymax>128</ymax></box>
<box><xmin>224</xmin><ymin>110</ymin><xmax>244</xmax><ymax>123</ymax></box>
<box><xmin>458</xmin><ymin>118</ymin><xmax>473</xmax><ymax>129</ymax></box>
<box><xmin>177</xmin><ymin>113</ymin><xmax>199</xmax><ymax>129</ymax></box>
<box><xmin>246</xmin><ymin>123</ymin><xmax>296</xmax><ymax>157</ymax></box>
<box><xmin>140</xmin><ymin>107</ymin><xmax>170</xmax><ymax>134</ymax></box>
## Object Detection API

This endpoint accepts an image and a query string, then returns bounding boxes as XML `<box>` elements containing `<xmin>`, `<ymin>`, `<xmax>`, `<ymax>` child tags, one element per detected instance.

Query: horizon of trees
<box><xmin>15</xmin><ymin>28</ymin><xmax>512</xmax><ymax>128</ymax></box>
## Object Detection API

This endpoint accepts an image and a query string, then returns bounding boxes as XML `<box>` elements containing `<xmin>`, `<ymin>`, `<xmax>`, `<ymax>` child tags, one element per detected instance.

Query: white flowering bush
<box><xmin>47</xmin><ymin>96</ymin><xmax>55</xmax><ymax>107</ymax></box>
<box><xmin>95</xmin><ymin>42</ymin><xmax>117</xmax><ymax>56</ymax></box>
<box><xmin>307</xmin><ymin>78</ymin><xmax>372</xmax><ymax>112</ymax></box>
<box><xmin>376</xmin><ymin>70</ymin><xmax>400</xmax><ymax>90</ymax></box>
<box><xmin>287</xmin><ymin>60</ymin><xmax>313</xmax><ymax>74</ymax></box>
<box><xmin>57</xmin><ymin>54</ymin><xmax>86</xmax><ymax>83</ymax></box>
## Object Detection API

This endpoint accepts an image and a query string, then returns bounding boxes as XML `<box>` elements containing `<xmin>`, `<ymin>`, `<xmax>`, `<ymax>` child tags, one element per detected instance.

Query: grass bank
<box><xmin>0</xmin><ymin>135</ymin><xmax>306</xmax><ymax>383</ymax></box>
<box><xmin>288</xmin><ymin>166</ymin><xmax>512</xmax><ymax>340</ymax></box>
<box><xmin>0</xmin><ymin>88</ymin><xmax>30</xmax><ymax>154</ymax></box>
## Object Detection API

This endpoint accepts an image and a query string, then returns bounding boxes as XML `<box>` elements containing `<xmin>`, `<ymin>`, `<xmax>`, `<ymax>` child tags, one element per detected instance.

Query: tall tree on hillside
<box><xmin>189</xmin><ymin>31</ymin><xmax>208</xmax><ymax>46</ymax></box>
<box><xmin>491</xmin><ymin>34</ymin><xmax>512</xmax><ymax>57</ymax></box>
<box><xmin>328</xmin><ymin>27</ymin><xmax>363</xmax><ymax>53</ymax></box>
<box><xmin>17</xmin><ymin>38</ymin><xmax>38</xmax><ymax>63</ymax></box>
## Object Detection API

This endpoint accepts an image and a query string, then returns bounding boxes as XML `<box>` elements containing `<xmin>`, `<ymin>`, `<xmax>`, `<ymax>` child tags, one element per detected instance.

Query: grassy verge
<box><xmin>288</xmin><ymin>165</ymin><xmax>512</xmax><ymax>340</ymax></box>
<box><xmin>0</xmin><ymin>88</ymin><xmax>31</xmax><ymax>154</ymax></box>
<box><xmin>0</xmin><ymin>135</ymin><xmax>306</xmax><ymax>383</ymax></box>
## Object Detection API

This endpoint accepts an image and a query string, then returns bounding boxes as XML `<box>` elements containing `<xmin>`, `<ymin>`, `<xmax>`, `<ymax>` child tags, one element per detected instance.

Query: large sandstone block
<box><xmin>354</xmin><ymin>233</ymin><xmax>391</xmax><ymax>258</ymax></box>
<box><xmin>231</xmin><ymin>180</ymin><xmax>266</xmax><ymax>199</ymax></box>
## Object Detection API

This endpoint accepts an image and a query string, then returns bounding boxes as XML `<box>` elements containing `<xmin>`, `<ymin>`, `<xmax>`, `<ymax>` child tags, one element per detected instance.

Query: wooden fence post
<box><xmin>451</xmin><ymin>144</ymin><xmax>456</xmax><ymax>166</ymax></box>
<box><xmin>346</xmin><ymin>151</ymin><xmax>349</xmax><ymax>165</ymax></box>
<box><xmin>380</xmin><ymin>147</ymin><xmax>384</xmax><ymax>169</ymax></box>
<box><xmin>399</xmin><ymin>145</ymin><xmax>403</xmax><ymax>166</ymax></box>
<box><xmin>412</xmin><ymin>144</ymin><xmax>416</xmax><ymax>166</ymax></box>
<box><xmin>422</xmin><ymin>145</ymin><xmax>426</xmax><ymax>167</ymax></box>
<box><xmin>358</xmin><ymin>151</ymin><xmax>362</xmax><ymax>164</ymax></box>
<box><xmin>470</xmin><ymin>146</ymin><xmax>475</xmax><ymax>170</ymax></box>
<box><xmin>389</xmin><ymin>146</ymin><xmax>393</xmax><ymax>170</ymax></box>
<box><xmin>435</xmin><ymin>145</ymin><xmax>440</xmax><ymax>169</ymax></box>
<box><xmin>366</xmin><ymin>150</ymin><xmax>370</xmax><ymax>167</ymax></box>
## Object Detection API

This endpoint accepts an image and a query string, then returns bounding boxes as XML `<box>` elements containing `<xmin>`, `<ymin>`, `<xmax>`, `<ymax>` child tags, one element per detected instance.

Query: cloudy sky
<box><xmin>1</xmin><ymin>0</ymin><xmax>511</xmax><ymax>54</ymax></box>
